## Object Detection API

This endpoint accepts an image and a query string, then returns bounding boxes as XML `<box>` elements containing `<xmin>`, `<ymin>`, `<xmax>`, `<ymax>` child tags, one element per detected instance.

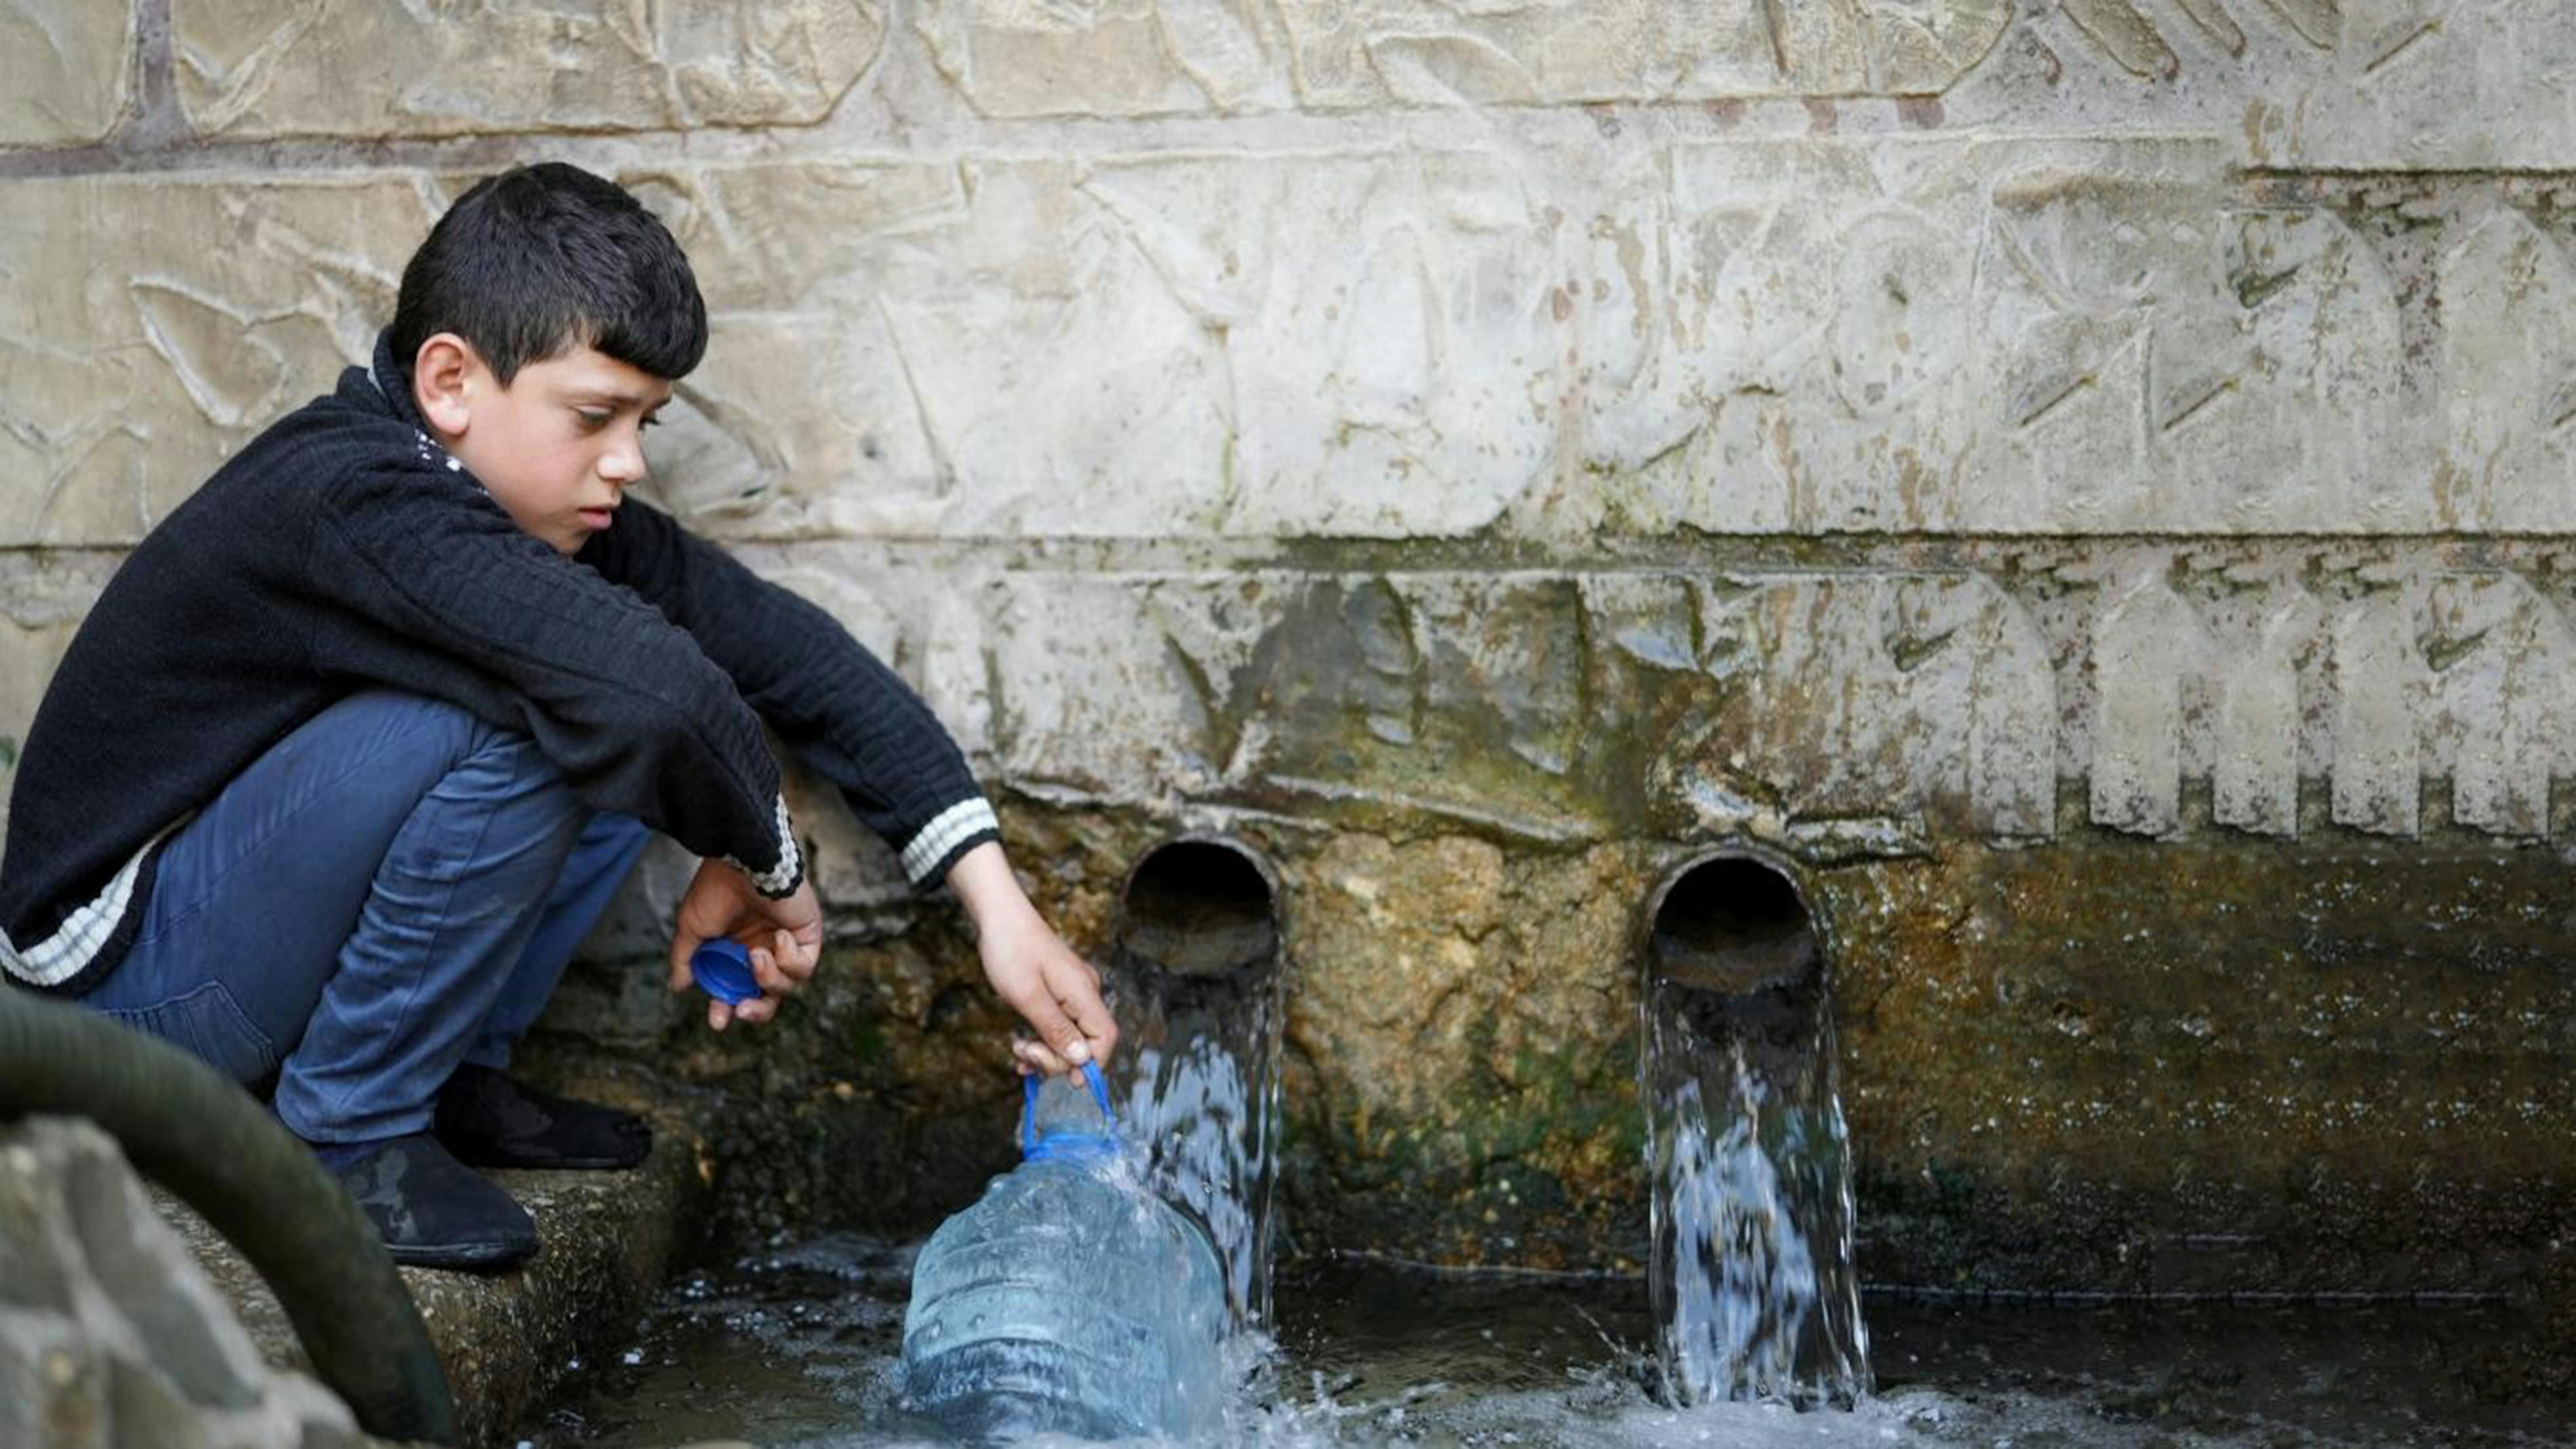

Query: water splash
<box><xmin>1643</xmin><ymin>919</ymin><xmax>1870</xmax><ymax>1407</ymax></box>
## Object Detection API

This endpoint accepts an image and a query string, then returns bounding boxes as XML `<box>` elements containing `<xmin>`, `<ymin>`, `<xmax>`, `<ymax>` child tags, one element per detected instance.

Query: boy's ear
<box><xmin>411</xmin><ymin>333</ymin><xmax>481</xmax><ymax>439</ymax></box>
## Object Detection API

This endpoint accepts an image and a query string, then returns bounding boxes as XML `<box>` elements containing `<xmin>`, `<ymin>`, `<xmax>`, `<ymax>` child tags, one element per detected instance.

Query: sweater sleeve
<box><xmin>305</xmin><ymin>464</ymin><xmax>804</xmax><ymax>898</ymax></box>
<box><xmin>582</xmin><ymin>499</ymin><xmax>999</xmax><ymax>890</ymax></box>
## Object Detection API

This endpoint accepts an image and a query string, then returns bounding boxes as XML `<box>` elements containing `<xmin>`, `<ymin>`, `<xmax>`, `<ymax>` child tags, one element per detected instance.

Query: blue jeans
<box><xmin>78</xmin><ymin>689</ymin><xmax>652</xmax><ymax>1145</ymax></box>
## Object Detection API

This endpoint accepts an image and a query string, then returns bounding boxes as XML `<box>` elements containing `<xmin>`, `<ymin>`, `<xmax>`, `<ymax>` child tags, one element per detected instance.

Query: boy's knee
<box><xmin>307</xmin><ymin>689</ymin><xmax>577</xmax><ymax>819</ymax></box>
<box><xmin>323</xmin><ymin>687</ymin><xmax>493</xmax><ymax>753</ymax></box>
<box><xmin>323</xmin><ymin>688</ymin><xmax>543</xmax><ymax>772</ymax></box>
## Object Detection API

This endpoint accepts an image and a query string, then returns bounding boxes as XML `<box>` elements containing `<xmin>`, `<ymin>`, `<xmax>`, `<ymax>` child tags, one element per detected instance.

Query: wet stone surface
<box><xmin>533</xmin><ymin>798</ymin><xmax>2576</xmax><ymax>1340</ymax></box>
<box><xmin>519</xmin><ymin>1237</ymin><xmax>2571</xmax><ymax>1447</ymax></box>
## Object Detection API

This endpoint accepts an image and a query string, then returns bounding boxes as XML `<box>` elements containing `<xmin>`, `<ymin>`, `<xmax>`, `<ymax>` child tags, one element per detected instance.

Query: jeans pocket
<box><xmin>99</xmin><ymin>981</ymin><xmax>279</xmax><ymax>1086</ymax></box>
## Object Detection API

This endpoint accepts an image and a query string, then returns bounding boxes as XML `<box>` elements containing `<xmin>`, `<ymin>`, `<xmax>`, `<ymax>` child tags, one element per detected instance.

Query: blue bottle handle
<box><xmin>1020</xmin><ymin>1060</ymin><xmax>1115</xmax><ymax>1156</ymax></box>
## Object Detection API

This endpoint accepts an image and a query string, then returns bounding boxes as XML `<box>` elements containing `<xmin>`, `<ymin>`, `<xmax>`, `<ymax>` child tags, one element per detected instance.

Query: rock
<box><xmin>0</xmin><ymin>1116</ymin><xmax>360</xmax><ymax>1449</ymax></box>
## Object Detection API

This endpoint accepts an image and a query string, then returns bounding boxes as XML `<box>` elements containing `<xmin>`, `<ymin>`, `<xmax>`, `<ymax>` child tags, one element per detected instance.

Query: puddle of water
<box><xmin>521</xmin><ymin>1239</ymin><xmax>2563</xmax><ymax>1448</ymax></box>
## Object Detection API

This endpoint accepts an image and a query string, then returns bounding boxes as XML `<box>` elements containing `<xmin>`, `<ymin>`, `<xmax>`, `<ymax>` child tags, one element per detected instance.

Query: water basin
<box><xmin>521</xmin><ymin>1237</ymin><xmax>2560</xmax><ymax>1447</ymax></box>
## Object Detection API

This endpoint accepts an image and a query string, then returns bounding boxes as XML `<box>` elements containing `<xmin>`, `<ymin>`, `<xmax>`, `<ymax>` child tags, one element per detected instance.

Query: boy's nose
<box><xmin>599</xmin><ymin>439</ymin><xmax>646</xmax><ymax>484</ymax></box>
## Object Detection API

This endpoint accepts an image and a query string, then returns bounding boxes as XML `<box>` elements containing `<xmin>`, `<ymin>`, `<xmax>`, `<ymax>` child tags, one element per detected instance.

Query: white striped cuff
<box><xmin>900</xmin><ymin>797</ymin><xmax>1000</xmax><ymax>885</ymax></box>
<box><xmin>720</xmin><ymin>793</ymin><xmax>803</xmax><ymax>899</ymax></box>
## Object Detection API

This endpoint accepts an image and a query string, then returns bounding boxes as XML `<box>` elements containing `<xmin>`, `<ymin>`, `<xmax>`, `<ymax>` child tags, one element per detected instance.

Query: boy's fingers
<box><xmin>735</xmin><ymin>996</ymin><xmax>777</xmax><ymax>1026</ymax></box>
<box><xmin>1043</xmin><ymin>956</ymin><xmax>1117</xmax><ymax>1067</ymax></box>
<box><xmin>667</xmin><ymin>930</ymin><xmax>701</xmax><ymax>992</ymax></box>
<box><xmin>1012</xmin><ymin>1037</ymin><xmax>1069</xmax><ymax>1076</ymax></box>
<box><xmin>1017</xmin><ymin>996</ymin><xmax>1093</xmax><ymax>1073</ymax></box>
<box><xmin>1064</xmin><ymin>989</ymin><xmax>1118</xmax><ymax>1068</ymax></box>
<box><xmin>776</xmin><ymin>928</ymin><xmax>816</xmax><ymax>983</ymax></box>
<box><xmin>750</xmin><ymin>945</ymin><xmax>804</xmax><ymax>997</ymax></box>
<box><xmin>707</xmin><ymin>999</ymin><xmax>731</xmax><ymax>1032</ymax></box>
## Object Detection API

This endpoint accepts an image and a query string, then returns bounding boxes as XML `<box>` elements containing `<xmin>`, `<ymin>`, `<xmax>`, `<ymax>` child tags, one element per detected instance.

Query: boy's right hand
<box><xmin>666</xmin><ymin>860</ymin><xmax>823</xmax><ymax>1031</ymax></box>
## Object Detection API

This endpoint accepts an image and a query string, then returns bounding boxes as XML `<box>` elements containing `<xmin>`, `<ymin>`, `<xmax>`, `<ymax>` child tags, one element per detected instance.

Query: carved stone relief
<box><xmin>170</xmin><ymin>0</ymin><xmax>884</xmax><ymax>138</ymax></box>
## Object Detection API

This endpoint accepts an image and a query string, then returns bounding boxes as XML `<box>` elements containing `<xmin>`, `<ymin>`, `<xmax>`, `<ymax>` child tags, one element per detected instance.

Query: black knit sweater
<box><xmin>0</xmin><ymin>333</ymin><xmax>997</xmax><ymax>996</ymax></box>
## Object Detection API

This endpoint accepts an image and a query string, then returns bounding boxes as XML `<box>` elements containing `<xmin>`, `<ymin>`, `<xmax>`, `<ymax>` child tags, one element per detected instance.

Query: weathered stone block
<box><xmin>915</xmin><ymin>0</ymin><xmax>2009</xmax><ymax>116</ymax></box>
<box><xmin>0</xmin><ymin>177</ymin><xmax>426</xmax><ymax>547</ymax></box>
<box><xmin>18</xmin><ymin>152</ymin><xmax>2576</xmax><ymax>548</ymax></box>
<box><xmin>2203</xmin><ymin>577</ymin><xmax>2315</xmax><ymax>839</ymax></box>
<box><xmin>2418</xmin><ymin>574</ymin><xmax>2575</xmax><ymax>838</ymax></box>
<box><xmin>0</xmin><ymin>2</ymin><xmax>135</xmax><ymax>147</ymax></box>
<box><xmin>172</xmin><ymin>0</ymin><xmax>883</xmax><ymax>139</ymax></box>
<box><xmin>1598</xmin><ymin>140</ymin><xmax>2576</xmax><ymax>534</ymax></box>
<box><xmin>623</xmin><ymin>152</ymin><xmax>1565</xmax><ymax>539</ymax></box>
<box><xmin>977</xmin><ymin>572</ymin><xmax>1275</xmax><ymax>802</ymax></box>
<box><xmin>916</xmin><ymin>0</ymin><xmax>1289</xmax><ymax>117</ymax></box>
<box><xmin>2088</xmin><ymin>574</ymin><xmax>2196</xmax><ymax>837</ymax></box>
<box><xmin>2329</xmin><ymin>594</ymin><xmax>2429</xmax><ymax>836</ymax></box>
<box><xmin>931</xmin><ymin>551</ymin><xmax>2570</xmax><ymax>851</ymax></box>
<box><xmin>1841</xmin><ymin>837</ymin><xmax>2576</xmax><ymax>1294</ymax></box>
<box><xmin>1683</xmin><ymin>572</ymin><xmax>2056</xmax><ymax>838</ymax></box>
<box><xmin>1986</xmin><ymin>0</ymin><xmax>2576</xmax><ymax>170</ymax></box>
<box><xmin>646</xmin><ymin>142</ymin><xmax>2492</xmax><ymax>540</ymax></box>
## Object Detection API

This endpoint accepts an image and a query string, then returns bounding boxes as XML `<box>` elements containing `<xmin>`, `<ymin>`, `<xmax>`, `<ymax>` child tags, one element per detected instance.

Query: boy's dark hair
<box><xmin>390</xmin><ymin>162</ymin><xmax>707</xmax><ymax>387</ymax></box>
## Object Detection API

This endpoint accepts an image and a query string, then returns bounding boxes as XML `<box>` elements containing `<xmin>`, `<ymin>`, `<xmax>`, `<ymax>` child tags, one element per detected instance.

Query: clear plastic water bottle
<box><xmin>902</xmin><ymin>1062</ymin><xmax>1230</xmax><ymax>1441</ymax></box>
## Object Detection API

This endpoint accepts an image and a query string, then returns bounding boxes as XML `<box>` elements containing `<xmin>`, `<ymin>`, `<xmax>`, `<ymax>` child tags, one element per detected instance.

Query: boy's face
<box><xmin>416</xmin><ymin>337</ymin><xmax>672</xmax><ymax>556</ymax></box>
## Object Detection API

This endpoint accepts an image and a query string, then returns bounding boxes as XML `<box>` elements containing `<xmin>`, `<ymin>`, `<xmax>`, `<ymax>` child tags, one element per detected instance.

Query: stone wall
<box><xmin>4</xmin><ymin>1</ymin><xmax>2573</xmax><ymax>1294</ymax></box>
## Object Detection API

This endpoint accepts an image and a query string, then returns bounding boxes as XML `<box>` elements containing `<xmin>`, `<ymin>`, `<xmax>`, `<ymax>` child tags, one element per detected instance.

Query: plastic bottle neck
<box><xmin>1021</xmin><ymin>1061</ymin><xmax>1120</xmax><ymax>1162</ymax></box>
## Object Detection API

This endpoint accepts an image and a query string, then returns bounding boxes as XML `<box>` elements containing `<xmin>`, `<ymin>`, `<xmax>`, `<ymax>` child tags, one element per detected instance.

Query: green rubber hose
<box><xmin>0</xmin><ymin>985</ymin><xmax>459</xmax><ymax>1445</ymax></box>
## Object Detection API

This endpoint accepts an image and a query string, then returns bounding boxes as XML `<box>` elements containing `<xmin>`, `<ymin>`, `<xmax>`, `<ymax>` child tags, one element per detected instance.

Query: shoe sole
<box><xmin>384</xmin><ymin>1239</ymin><xmax>539</xmax><ymax>1272</ymax></box>
<box><xmin>443</xmin><ymin>1149</ymin><xmax>650</xmax><ymax>1171</ymax></box>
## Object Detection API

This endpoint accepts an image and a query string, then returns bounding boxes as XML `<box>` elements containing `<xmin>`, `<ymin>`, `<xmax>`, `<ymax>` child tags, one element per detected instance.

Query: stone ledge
<box><xmin>152</xmin><ymin>1065</ymin><xmax>717</xmax><ymax>1449</ymax></box>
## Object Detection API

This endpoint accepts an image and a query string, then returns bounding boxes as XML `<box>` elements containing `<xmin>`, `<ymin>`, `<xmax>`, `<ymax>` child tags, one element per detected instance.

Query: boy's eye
<box><xmin>575</xmin><ymin>409</ymin><xmax>611</xmax><ymax>429</ymax></box>
<box><xmin>640</xmin><ymin>414</ymin><xmax>662</xmax><ymax>430</ymax></box>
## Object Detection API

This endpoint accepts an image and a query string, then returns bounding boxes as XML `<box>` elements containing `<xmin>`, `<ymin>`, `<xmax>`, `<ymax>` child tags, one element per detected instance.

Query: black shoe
<box><xmin>435</xmin><ymin>1063</ymin><xmax>651</xmax><ymax>1171</ymax></box>
<box><xmin>327</xmin><ymin>1133</ymin><xmax>539</xmax><ymax>1271</ymax></box>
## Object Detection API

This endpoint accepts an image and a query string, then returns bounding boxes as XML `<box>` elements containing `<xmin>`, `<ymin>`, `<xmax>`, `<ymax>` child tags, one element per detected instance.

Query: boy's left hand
<box><xmin>666</xmin><ymin>859</ymin><xmax>824</xmax><ymax>1031</ymax></box>
<box><xmin>946</xmin><ymin>840</ymin><xmax>1118</xmax><ymax>1077</ymax></box>
<box><xmin>981</xmin><ymin>908</ymin><xmax>1117</xmax><ymax>1081</ymax></box>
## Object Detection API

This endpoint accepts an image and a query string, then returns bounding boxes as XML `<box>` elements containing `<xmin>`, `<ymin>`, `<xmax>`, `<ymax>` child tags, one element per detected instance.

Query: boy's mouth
<box><xmin>578</xmin><ymin>506</ymin><xmax>616</xmax><ymax>530</ymax></box>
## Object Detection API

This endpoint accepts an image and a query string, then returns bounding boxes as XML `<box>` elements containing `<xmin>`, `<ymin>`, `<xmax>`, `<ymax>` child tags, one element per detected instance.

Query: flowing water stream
<box><xmin>1643</xmin><ymin>854</ymin><xmax>1867</xmax><ymax>1408</ymax></box>
<box><xmin>1107</xmin><ymin>945</ymin><xmax>1282</xmax><ymax>1329</ymax></box>
<box><xmin>1642</xmin><ymin>995</ymin><xmax>1867</xmax><ymax>1409</ymax></box>
<box><xmin>1104</xmin><ymin>837</ymin><xmax>1287</xmax><ymax>1327</ymax></box>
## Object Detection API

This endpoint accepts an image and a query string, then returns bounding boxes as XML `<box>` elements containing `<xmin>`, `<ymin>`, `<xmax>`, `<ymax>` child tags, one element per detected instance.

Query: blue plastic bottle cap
<box><xmin>690</xmin><ymin>939</ymin><xmax>762</xmax><ymax>1005</ymax></box>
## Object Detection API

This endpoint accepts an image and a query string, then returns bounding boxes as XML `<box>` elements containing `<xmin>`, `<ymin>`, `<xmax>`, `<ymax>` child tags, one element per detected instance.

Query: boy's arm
<box><xmin>588</xmin><ymin>503</ymin><xmax>1115</xmax><ymax>1069</ymax></box>
<box><xmin>579</xmin><ymin>500</ymin><xmax>998</xmax><ymax>891</ymax></box>
<box><xmin>949</xmin><ymin>839</ymin><xmax>1118</xmax><ymax>1076</ymax></box>
<box><xmin>307</xmin><ymin>465</ymin><xmax>803</xmax><ymax>898</ymax></box>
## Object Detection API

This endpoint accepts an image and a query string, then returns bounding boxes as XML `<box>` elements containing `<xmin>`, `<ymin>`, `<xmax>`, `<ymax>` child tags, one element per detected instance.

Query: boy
<box><xmin>0</xmin><ymin>163</ymin><xmax>1115</xmax><ymax>1270</ymax></box>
